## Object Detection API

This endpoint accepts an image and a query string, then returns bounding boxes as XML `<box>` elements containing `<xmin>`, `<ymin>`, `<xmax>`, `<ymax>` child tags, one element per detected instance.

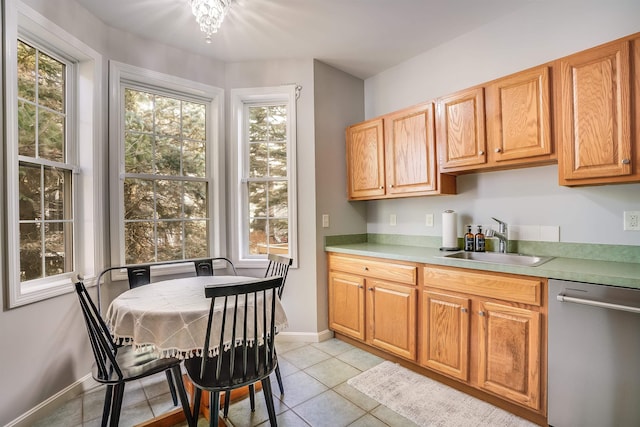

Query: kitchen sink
<box><xmin>441</xmin><ymin>251</ymin><xmax>554</xmax><ymax>267</ymax></box>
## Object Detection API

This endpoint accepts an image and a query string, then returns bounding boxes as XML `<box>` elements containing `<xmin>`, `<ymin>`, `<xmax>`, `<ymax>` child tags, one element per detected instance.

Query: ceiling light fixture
<box><xmin>189</xmin><ymin>0</ymin><xmax>232</xmax><ymax>43</ymax></box>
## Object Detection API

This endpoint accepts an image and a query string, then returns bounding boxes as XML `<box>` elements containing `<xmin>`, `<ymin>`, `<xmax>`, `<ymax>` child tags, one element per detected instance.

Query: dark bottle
<box><xmin>464</xmin><ymin>225</ymin><xmax>475</xmax><ymax>251</ymax></box>
<box><xmin>475</xmin><ymin>226</ymin><xmax>485</xmax><ymax>252</ymax></box>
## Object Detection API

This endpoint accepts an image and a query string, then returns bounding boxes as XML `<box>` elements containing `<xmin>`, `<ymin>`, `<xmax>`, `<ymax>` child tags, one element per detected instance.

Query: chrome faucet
<box><xmin>490</xmin><ymin>217</ymin><xmax>508</xmax><ymax>253</ymax></box>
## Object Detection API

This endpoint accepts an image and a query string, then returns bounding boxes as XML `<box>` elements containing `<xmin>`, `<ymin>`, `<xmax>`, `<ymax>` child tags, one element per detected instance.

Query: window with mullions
<box><xmin>232</xmin><ymin>85</ymin><xmax>298</xmax><ymax>266</ymax></box>
<box><xmin>17</xmin><ymin>39</ymin><xmax>73</xmax><ymax>282</ymax></box>
<box><xmin>122</xmin><ymin>87</ymin><xmax>209</xmax><ymax>264</ymax></box>
<box><xmin>246</xmin><ymin>104</ymin><xmax>289</xmax><ymax>255</ymax></box>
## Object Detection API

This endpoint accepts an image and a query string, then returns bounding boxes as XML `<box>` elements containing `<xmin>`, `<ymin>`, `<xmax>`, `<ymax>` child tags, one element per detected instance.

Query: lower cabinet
<box><xmin>422</xmin><ymin>266</ymin><xmax>545</xmax><ymax>413</ymax></box>
<box><xmin>367</xmin><ymin>279</ymin><xmax>417</xmax><ymax>360</ymax></box>
<box><xmin>328</xmin><ymin>254</ymin><xmax>547</xmax><ymax>417</ymax></box>
<box><xmin>328</xmin><ymin>253</ymin><xmax>418</xmax><ymax>361</ymax></box>
<box><xmin>328</xmin><ymin>271</ymin><xmax>365</xmax><ymax>340</ymax></box>
<box><xmin>477</xmin><ymin>300</ymin><xmax>541</xmax><ymax>410</ymax></box>
<box><xmin>420</xmin><ymin>290</ymin><xmax>470</xmax><ymax>381</ymax></box>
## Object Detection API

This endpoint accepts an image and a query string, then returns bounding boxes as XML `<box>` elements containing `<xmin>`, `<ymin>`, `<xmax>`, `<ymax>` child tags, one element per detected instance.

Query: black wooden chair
<box><xmin>264</xmin><ymin>254</ymin><xmax>293</xmax><ymax>299</ymax></box>
<box><xmin>195</xmin><ymin>257</ymin><xmax>238</xmax><ymax>277</ymax></box>
<box><xmin>184</xmin><ymin>276</ymin><xmax>283</xmax><ymax>427</ymax></box>
<box><xmin>220</xmin><ymin>253</ymin><xmax>293</xmax><ymax>417</ymax></box>
<box><xmin>74</xmin><ymin>279</ymin><xmax>193</xmax><ymax>427</ymax></box>
<box><xmin>96</xmin><ymin>257</ymin><xmax>237</xmax><ymax>406</ymax></box>
<box><xmin>263</xmin><ymin>254</ymin><xmax>293</xmax><ymax>395</ymax></box>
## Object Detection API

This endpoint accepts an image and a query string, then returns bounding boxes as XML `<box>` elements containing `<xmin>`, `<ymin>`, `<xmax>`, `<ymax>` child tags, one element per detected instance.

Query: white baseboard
<box><xmin>6</xmin><ymin>373</ymin><xmax>98</xmax><ymax>427</ymax></box>
<box><xmin>276</xmin><ymin>329</ymin><xmax>334</xmax><ymax>343</ymax></box>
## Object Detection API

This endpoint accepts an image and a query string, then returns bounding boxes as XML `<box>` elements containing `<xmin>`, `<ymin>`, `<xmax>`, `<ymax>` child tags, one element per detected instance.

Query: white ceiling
<box><xmin>75</xmin><ymin>0</ymin><xmax>535</xmax><ymax>79</ymax></box>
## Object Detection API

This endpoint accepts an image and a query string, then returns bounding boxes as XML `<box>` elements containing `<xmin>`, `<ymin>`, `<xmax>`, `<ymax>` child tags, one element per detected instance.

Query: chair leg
<box><xmin>223</xmin><ymin>391</ymin><xmax>231</xmax><ymax>418</ymax></box>
<box><xmin>261</xmin><ymin>378</ymin><xmax>278</xmax><ymax>426</ymax></box>
<box><xmin>210</xmin><ymin>391</ymin><xmax>220</xmax><ymax>427</ymax></box>
<box><xmin>165</xmin><ymin>369</ymin><xmax>178</xmax><ymax>406</ymax></box>
<box><xmin>193</xmin><ymin>387</ymin><xmax>202</xmax><ymax>425</ymax></box>
<box><xmin>109</xmin><ymin>383</ymin><xmax>125</xmax><ymax>427</ymax></box>
<box><xmin>171</xmin><ymin>366</ymin><xmax>194</xmax><ymax>427</ymax></box>
<box><xmin>249</xmin><ymin>384</ymin><xmax>256</xmax><ymax>411</ymax></box>
<box><xmin>274</xmin><ymin>365</ymin><xmax>285</xmax><ymax>395</ymax></box>
<box><xmin>101</xmin><ymin>385</ymin><xmax>113</xmax><ymax>427</ymax></box>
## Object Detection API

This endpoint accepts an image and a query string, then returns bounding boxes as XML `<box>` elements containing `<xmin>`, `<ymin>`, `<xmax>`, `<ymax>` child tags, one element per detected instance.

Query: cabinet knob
<box><xmin>389</xmin><ymin>184</ymin><xmax>394</xmax><ymax>188</ymax></box>
<box><xmin>379</xmin><ymin>186</ymin><xmax>384</xmax><ymax>189</ymax></box>
<box><xmin>358</xmin><ymin>285</ymin><xmax>364</xmax><ymax>289</ymax></box>
<box><xmin>622</xmin><ymin>158</ymin><xmax>631</xmax><ymax>165</ymax></box>
<box><xmin>478</xmin><ymin>311</ymin><xmax>485</xmax><ymax>316</ymax></box>
<box><xmin>363</xmin><ymin>266</ymin><xmax>369</xmax><ymax>271</ymax></box>
<box><xmin>461</xmin><ymin>307</ymin><xmax>468</xmax><ymax>313</ymax></box>
<box><xmin>368</xmin><ymin>287</ymin><xmax>374</xmax><ymax>291</ymax></box>
<box><xmin>479</xmin><ymin>150</ymin><xmax>485</xmax><ymax>156</ymax></box>
<box><xmin>495</xmin><ymin>148</ymin><xmax>502</xmax><ymax>153</ymax></box>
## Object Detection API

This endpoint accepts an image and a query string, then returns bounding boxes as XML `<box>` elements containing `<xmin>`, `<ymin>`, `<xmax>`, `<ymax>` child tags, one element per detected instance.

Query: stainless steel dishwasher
<box><xmin>548</xmin><ymin>279</ymin><xmax>640</xmax><ymax>427</ymax></box>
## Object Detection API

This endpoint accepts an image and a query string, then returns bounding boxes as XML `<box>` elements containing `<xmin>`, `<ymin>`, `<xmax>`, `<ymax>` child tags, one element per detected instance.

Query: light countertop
<box><xmin>325</xmin><ymin>242</ymin><xmax>640</xmax><ymax>290</ymax></box>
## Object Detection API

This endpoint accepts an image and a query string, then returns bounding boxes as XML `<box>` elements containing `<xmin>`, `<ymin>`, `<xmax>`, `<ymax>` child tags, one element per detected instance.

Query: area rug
<box><xmin>347</xmin><ymin>361</ymin><xmax>537</xmax><ymax>426</ymax></box>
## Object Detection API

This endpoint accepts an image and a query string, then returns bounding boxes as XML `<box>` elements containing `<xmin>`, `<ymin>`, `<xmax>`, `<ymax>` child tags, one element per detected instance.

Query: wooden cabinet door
<box><xmin>558</xmin><ymin>40</ymin><xmax>632</xmax><ymax>184</ymax></box>
<box><xmin>346</xmin><ymin>118</ymin><xmax>385</xmax><ymax>199</ymax></box>
<box><xmin>367</xmin><ymin>279</ymin><xmax>417</xmax><ymax>360</ymax></box>
<box><xmin>328</xmin><ymin>272</ymin><xmax>365</xmax><ymax>340</ymax></box>
<box><xmin>486</xmin><ymin>66</ymin><xmax>552</xmax><ymax>163</ymax></box>
<box><xmin>436</xmin><ymin>87</ymin><xmax>487</xmax><ymax>170</ymax></box>
<box><xmin>384</xmin><ymin>103</ymin><xmax>437</xmax><ymax>195</ymax></box>
<box><xmin>477</xmin><ymin>301</ymin><xmax>541</xmax><ymax>410</ymax></box>
<box><xmin>420</xmin><ymin>290</ymin><xmax>470</xmax><ymax>381</ymax></box>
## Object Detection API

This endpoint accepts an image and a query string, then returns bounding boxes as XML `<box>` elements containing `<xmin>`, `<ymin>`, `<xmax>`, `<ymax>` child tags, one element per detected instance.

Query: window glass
<box><xmin>246</xmin><ymin>104</ymin><xmax>289</xmax><ymax>256</ymax></box>
<box><xmin>16</xmin><ymin>39</ymin><xmax>73</xmax><ymax>282</ymax></box>
<box><xmin>122</xmin><ymin>87</ymin><xmax>209</xmax><ymax>264</ymax></box>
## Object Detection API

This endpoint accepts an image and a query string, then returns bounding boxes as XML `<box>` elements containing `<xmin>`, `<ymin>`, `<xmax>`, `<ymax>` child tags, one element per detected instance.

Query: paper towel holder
<box><xmin>440</xmin><ymin>209</ymin><xmax>461</xmax><ymax>251</ymax></box>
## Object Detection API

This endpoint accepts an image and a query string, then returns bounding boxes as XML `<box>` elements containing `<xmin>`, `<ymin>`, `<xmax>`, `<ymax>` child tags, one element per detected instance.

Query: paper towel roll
<box><xmin>441</xmin><ymin>210</ymin><xmax>459</xmax><ymax>250</ymax></box>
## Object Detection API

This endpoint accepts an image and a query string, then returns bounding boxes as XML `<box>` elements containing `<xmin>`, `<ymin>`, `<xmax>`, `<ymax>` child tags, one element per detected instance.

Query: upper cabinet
<box><xmin>486</xmin><ymin>65</ymin><xmax>554</xmax><ymax>166</ymax></box>
<box><xmin>437</xmin><ymin>66</ymin><xmax>555</xmax><ymax>174</ymax></box>
<box><xmin>346</xmin><ymin>102</ymin><xmax>456</xmax><ymax>201</ymax></box>
<box><xmin>436</xmin><ymin>87</ymin><xmax>487</xmax><ymax>171</ymax></box>
<box><xmin>556</xmin><ymin>37</ymin><xmax>639</xmax><ymax>186</ymax></box>
<box><xmin>346</xmin><ymin>32</ymin><xmax>640</xmax><ymax>195</ymax></box>
<box><xmin>346</xmin><ymin>118</ymin><xmax>386</xmax><ymax>199</ymax></box>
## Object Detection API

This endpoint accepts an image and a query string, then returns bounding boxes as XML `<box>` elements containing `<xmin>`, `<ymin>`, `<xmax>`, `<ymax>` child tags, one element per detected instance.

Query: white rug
<box><xmin>347</xmin><ymin>361</ymin><xmax>537</xmax><ymax>427</ymax></box>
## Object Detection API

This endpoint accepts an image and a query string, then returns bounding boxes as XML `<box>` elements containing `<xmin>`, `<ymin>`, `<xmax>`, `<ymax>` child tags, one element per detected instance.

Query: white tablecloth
<box><xmin>105</xmin><ymin>276</ymin><xmax>288</xmax><ymax>359</ymax></box>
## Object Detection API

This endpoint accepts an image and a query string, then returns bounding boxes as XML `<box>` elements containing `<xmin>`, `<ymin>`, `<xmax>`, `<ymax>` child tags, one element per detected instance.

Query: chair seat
<box><xmin>92</xmin><ymin>345</ymin><xmax>181</xmax><ymax>384</ymax></box>
<box><xmin>184</xmin><ymin>347</ymin><xmax>277</xmax><ymax>391</ymax></box>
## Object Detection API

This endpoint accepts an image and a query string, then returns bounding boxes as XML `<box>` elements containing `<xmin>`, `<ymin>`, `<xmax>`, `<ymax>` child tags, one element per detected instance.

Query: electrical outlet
<box><xmin>624</xmin><ymin>211</ymin><xmax>640</xmax><ymax>231</ymax></box>
<box><xmin>425</xmin><ymin>213</ymin><xmax>434</xmax><ymax>227</ymax></box>
<box><xmin>390</xmin><ymin>214</ymin><xmax>397</xmax><ymax>226</ymax></box>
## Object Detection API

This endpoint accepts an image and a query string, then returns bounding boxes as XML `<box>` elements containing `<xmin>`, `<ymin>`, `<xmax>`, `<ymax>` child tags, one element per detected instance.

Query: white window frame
<box><xmin>108</xmin><ymin>61</ymin><xmax>225</xmax><ymax>275</ymax></box>
<box><xmin>3</xmin><ymin>1</ymin><xmax>104</xmax><ymax>308</ymax></box>
<box><xmin>230</xmin><ymin>86</ymin><xmax>298</xmax><ymax>269</ymax></box>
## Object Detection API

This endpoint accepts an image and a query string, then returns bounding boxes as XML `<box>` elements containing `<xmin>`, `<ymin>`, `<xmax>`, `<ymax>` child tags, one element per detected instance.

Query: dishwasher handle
<box><xmin>557</xmin><ymin>294</ymin><xmax>640</xmax><ymax>314</ymax></box>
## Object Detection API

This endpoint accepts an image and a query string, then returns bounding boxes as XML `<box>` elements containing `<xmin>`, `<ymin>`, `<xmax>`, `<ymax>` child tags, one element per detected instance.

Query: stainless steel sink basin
<box><xmin>441</xmin><ymin>251</ymin><xmax>554</xmax><ymax>267</ymax></box>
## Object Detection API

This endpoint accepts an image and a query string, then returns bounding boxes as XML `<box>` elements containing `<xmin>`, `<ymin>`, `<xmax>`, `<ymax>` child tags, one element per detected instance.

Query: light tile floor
<box><xmin>34</xmin><ymin>338</ymin><xmax>422</xmax><ymax>427</ymax></box>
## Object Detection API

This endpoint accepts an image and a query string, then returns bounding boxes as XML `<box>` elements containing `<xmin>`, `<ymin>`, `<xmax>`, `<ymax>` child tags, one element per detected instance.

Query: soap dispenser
<box><xmin>464</xmin><ymin>225</ymin><xmax>475</xmax><ymax>251</ymax></box>
<box><xmin>475</xmin><ymin>226</ymin><xmax>485</xmax><ymax>252</ymax></box>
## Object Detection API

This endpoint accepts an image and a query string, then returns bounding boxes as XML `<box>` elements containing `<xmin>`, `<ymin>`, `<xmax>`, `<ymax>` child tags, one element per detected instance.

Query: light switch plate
<box><xmin>390</xmin><ymin>214</ymin><xmax>397</xmax><ymax>226</ymax></box>
<box><xmin>322</xmin><ymin>214</ymin><xmax>330</xmax><ymax>228</ymax></box>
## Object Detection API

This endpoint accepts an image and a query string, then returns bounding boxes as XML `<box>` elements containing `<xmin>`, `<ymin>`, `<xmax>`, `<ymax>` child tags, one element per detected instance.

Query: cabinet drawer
<box><xmin>424</xmin><ymin>266</ymin><xmax>542</xmax><ymax>306</ymax></box>
<box><xmin>330</xmin><ymin>255</ymin><xmax>417</xmax><ymax>285</ymax></box>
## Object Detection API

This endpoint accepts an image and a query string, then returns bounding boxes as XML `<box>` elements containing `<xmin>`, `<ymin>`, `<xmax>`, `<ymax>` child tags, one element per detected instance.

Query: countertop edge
<box><xmin>325</xmin><ymin>244</ymin><xmax>640</xmax><ymax>290</ymax></box>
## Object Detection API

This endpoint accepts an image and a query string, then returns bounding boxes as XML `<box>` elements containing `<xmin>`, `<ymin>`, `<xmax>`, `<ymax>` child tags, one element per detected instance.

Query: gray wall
<box><xmin>312</xmin><ymin>59</ymin><xmax>366</xmax><ymax>334</ymax></box>
<box><xmin>224</xmin><ymin>58</ymin><xmax>320</xmax><ymax>334</ymax></box>
<box><xmin>363</xmin><ymin>0</ymin><xmax>640</xmax><ymax>246</ymax></box>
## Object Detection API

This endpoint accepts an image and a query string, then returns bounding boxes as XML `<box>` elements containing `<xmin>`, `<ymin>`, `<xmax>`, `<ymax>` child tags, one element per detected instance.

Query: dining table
<box><xmin>104</xmin><ymin>274</ymin><xmax>288</xmax><ymax>426</ymax></box>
